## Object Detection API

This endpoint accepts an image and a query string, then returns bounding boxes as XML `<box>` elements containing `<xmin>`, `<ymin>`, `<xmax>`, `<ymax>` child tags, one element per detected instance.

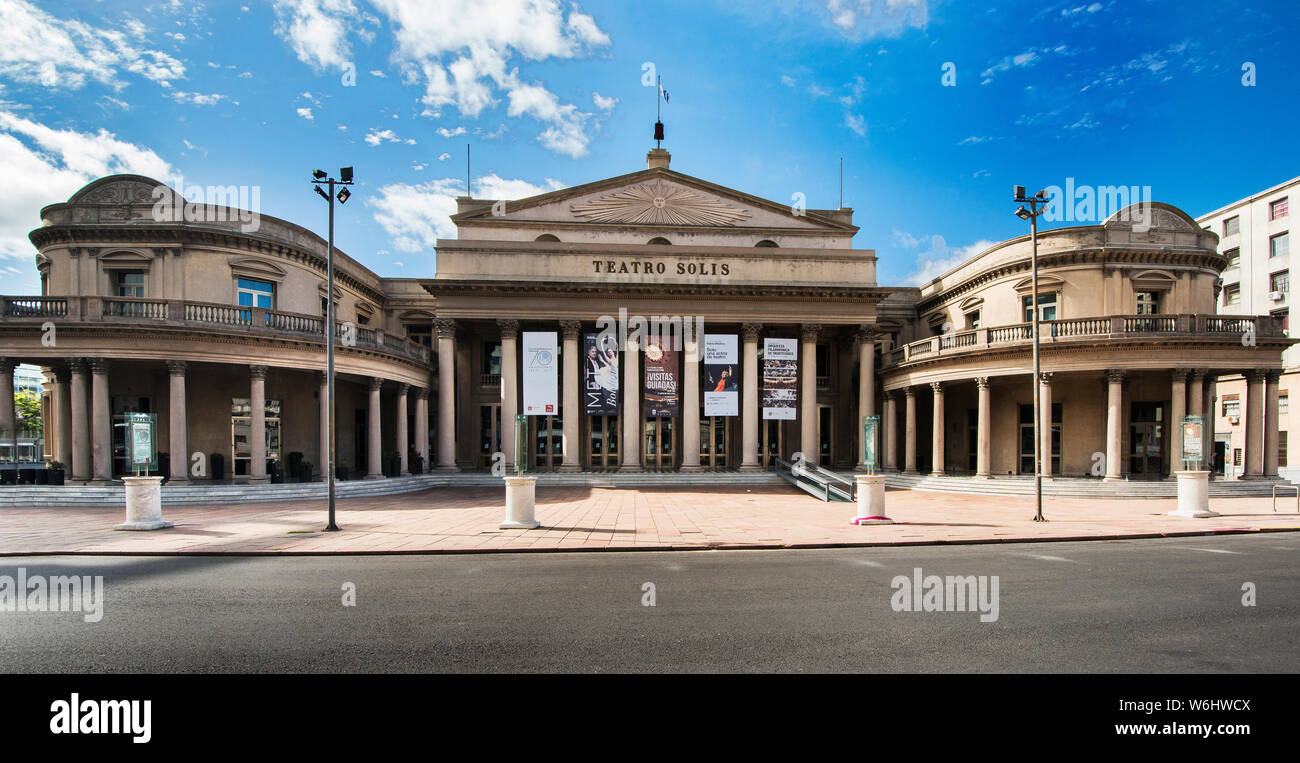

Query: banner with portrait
<box><xmin>701</xmin><ymin>334</ymin><xmax>738</xmax><ymax>417</ymax></box>
<box><xmin>643</xmin><ymin>334</ymin><xmax>679</xmax><ymax>418</ymax></box>
<box><xmin>522</xmin><ymin>331</ymin><xmax>558</xmax><ymax>415</ymax></box>
<box><xmin>583</xmin><ymin>332</ymin><xmax>620</xmax><ymax>415</ymax></box>
<box><xmin>762</xmin><ymin>338</ymin><xmax>797</xmax><ymax>420</ymax></box>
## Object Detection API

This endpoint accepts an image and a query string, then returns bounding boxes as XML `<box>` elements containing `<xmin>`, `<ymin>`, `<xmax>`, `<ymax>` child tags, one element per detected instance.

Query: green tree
<box><xmin>14</xmin><ymin>391</ymin><xmax>42</xmax><ymax>436</ymax></box>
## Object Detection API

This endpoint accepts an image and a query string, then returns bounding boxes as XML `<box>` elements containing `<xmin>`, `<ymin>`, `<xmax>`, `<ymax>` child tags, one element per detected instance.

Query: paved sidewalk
<box><xmin>1</xmin><ymin>485</ymin><xmax>1298</xmax><ymax>555</ymax></box>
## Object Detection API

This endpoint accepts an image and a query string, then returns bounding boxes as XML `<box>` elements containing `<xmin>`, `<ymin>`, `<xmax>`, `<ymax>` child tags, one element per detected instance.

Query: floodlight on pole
<box><xmin>1013</xmin><ymin>184</ymin><xmax>1050</xmax><ymax>522</ymax></box>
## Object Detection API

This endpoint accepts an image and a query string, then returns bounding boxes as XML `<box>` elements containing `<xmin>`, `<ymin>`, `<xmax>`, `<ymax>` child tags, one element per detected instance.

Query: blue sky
<box><xmin>1</xmin><ymin>0</ymin><xmax>1296</xmax><ymax>294</ymax></box>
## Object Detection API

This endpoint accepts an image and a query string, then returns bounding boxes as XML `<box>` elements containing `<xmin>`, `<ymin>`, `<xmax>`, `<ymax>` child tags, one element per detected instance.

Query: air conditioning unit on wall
<box><xmin>1270</xmin><ymin>291</ymin><xmax>1285</xmax><ymax>301</ymax></box>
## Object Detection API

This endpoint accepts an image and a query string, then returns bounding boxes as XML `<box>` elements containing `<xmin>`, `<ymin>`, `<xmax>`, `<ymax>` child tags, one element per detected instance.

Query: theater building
<box><xmin>1</xmin><ymin>147</ymin><xmax>1292</xmax><ymax>490</ymax></box>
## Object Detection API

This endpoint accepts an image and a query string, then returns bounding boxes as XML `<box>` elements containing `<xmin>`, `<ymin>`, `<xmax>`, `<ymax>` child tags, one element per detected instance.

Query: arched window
<box><xmin>534</xmin><ymin>234</ymin><xmax>560</xmax><ymax>242</ymax></box>
<box><xmin>647</xmin><ymin>237</ymin><xmax>671</xmax><ymax>245</ymax></box>
<box><xmin>755</xmin><ymin>239</ymin><xmax>779</xmax><ymax>248</ymax></box>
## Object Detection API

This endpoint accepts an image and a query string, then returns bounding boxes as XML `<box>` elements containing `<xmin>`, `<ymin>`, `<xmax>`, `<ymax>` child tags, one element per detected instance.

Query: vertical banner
<box><xmin>583</xmin><ymin>332</ymin><xmax>620</xmax><ymax>415</ymax></box>
<box><xmin>701</xmin><ymin>334</ymin><xmax>739</xmax><ymax>416</ymax></box>
<box><xmin>643</xmin><ymin>334</ymin><xmax>679</xmax><ymax>417</ymax></box>
<box><xmin>522</xmin><ymin>331</ymin><xmax>558</xmax><ymax>415</ymax></box>
<box><xmin>762</xmin><ymin>338</ymin><xmax>798</xmax><ymax>420</ymax></box>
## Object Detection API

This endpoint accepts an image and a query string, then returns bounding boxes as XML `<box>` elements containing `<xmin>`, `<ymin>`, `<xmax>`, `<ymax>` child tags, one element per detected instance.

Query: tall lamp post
<box><xmin>1014</xmin><ymin>185</ymin><xmax>1049</xmax><ymax>522</ymax></box>
<box><xmin>311</xmin><ymin>167</ymin><xmax>354</xmax><ymax>531</ymax></box>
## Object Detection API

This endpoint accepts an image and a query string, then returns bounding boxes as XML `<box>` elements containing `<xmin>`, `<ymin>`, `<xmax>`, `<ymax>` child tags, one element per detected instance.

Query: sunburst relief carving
<box><xmin>570</xmin><ymin>180</ymin><xmax>751</xmax><ymax>226</ymax></box>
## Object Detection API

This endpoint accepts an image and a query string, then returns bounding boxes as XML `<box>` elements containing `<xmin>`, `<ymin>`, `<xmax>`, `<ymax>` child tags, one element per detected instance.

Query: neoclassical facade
<box><xmin>2</xmin><ymin>151</ymin><xmax>1292</xmax><ymax>487</ymax></box>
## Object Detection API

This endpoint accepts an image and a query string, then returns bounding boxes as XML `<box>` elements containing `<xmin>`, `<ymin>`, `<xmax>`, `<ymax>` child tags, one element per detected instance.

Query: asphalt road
<box><xmin>2</xmin><ymin>534</ymin><xmax>1297</xmax><ymax>672</ymax></box>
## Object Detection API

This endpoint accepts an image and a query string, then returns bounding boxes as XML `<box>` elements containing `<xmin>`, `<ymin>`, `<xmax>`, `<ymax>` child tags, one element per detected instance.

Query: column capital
<box><xmin>1170</xmin><ymin>367</ymin><xmax>1190</xmax><ymax>383</ymax></box>
<box><xmin>903</xmin><ymin>385</ymin><xmax>915</xmax><ymax>398</ymax></box>
<box><xmin>248</xmin><ymin>364</ymin><xmax>268</xmax><ymax>379</ymax></box>
<box><xmin>368</xmin><ymin>376</ymin><xmax>384</xmax><ymax>391</ymax></box>
<box><xmin>1038</xmin><ymin>372</ymin><xmax>1053</xmax><ymax>386</ymax></box>
<box><xmin>1265</xmin><ymin>369</ymin><xmax>1282</xmax><ymax>384</ymax></box>
<box><xmin>741</xmin><ymin>322</ymin><xmax>763</xmax><ymax>342</ymax></box>
<box><xmin>317</xmin><ymin>370</ymin><xmax>328</xmax><ymax>385</ymax></box>
<box><xmin>1189</xmin><ymin>368</ymin><xmax>1207</xmax><ymax>383</ymax></box>
<box><xmin>434</xmin><ymin>318</ymin><xmax>457</xmax><ymax>339</ymax></box>
<box><xmin>800</xmin><ymin>323</ymin><xmax>822</xmax><ymax>342</ymax></box>
<box><xmin>881</xmin><ymin>389</ymin><xmax>896</xmax><ymax>401</ymax></box>
<box><xmin>496</xmin><ymin>318</ymin><xmax>520</xmax><ymax>339</ymax></box>
<box><xmin>166</xmin><ymin>360</ymin><xmax>187</xmax><ymax>376</ymax></box>
<box><xmin>975</xmin><ymin>376</ymin><xmax>990</xmax><ymax>390</ymax></box>
<box><xmin>0</xmin><ymin>357</ymin><xmax>13</xmax><ymax>374</ymax></box>
<box><xmin>930</xmin><ymin>381</ymin><xmax>944</xmax><ymax>395</ymax></box>
<box><xmin>396</xmin><ymin>382</ymin><xmax>410</xmax><ymax>395</ymax></box>
<box><xmin>559</xmin><ymin>319</ymin><xmax>582</xmax><ymax>339</ymax></box>
<box><xmin>1106</xmin><ymin>368</ymin><xmax>1125</xmax><ymax>384</ymax></box>
<box><xmin>68</xmin><ymin>358</ymin><xmax>88</xmax><ymax>374</ymax></box>
<box><xmin>53</xmin><ymin>365</ymin><xmax>71</xmax><ymax>384</ymax></box>
<box><xmin>855</xmin><ymin>326</ymin><xmax>879</xmax><ymax>345</ymax></box>
<box><xmin>1249</xmin><ymin>368</ymin><xmax>1268</xmax><ymax>384</ymax></box>
<box><xmin>88</xmin><ymin>358</ymin><xmax>111</xmax><ymax>374</ymax></box>
<box><xmin>414</xmin><ymin>386</ymin><xmax>429</xmax><ymax>400</ymax></box>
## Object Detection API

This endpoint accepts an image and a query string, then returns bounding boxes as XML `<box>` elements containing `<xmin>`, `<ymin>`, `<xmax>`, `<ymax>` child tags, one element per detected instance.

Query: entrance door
<box><xmin>817</xmin><ymin>404</ymin><xmax>834</xmax><ymax>465</ymax></box>
<box><xmin>759</xmin><ymin>419</ymin><xmax>785</xmax><ymax>469</ymax></box>
<box><xmin>643</xmin><ymin>417</ymin><xmax>675</xmax><ymax>470</ymax></box>
<box><xmin>531</xmin><ymin>413</ymin><xmax>563</xmax><ymax>470</ymax></box>
<box><xmin>1018</xmin><ymin>403</ymin><xmax>1061</xmax><ymax>474</ymax></box>
<box><xmin>966</xmin><ymin>408</ymin><xmax>978</xmax><ymax>472</ymax></box>
<box><xmin>1129</xmin><ymin>402</ymin><xmax>1164</xmax><ymax>478</ymax></box>
<box><xmin>700</xmin><ymin>416</ymin><xmax>730</xmax><ymax>469</ymax></box>
<box><xmin>588</xmin><ymin>415</ymin><xmax>619</xmax><ymax>470</ymax></box>
<box><xmin>478</xmin><ymin>404</ymin><xmax>501</xmax><ymax>469</ymax></box>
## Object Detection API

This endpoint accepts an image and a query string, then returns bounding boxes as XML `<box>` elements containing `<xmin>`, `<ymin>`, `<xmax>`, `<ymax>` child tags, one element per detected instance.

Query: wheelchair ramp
<box><xmin>774</xmin><ymin>459</ymin><xmax>856</xmax><ymax>502</ymax></box>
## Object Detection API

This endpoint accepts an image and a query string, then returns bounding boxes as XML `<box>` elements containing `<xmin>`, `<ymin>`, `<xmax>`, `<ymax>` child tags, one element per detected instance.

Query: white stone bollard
<box><xmin>501</xmin><ymin>475</ymin><xmax>541</xmax><ymax>529</ymax></box>
<box><xmin>1169</xmin><ymin>470</ymin><xmax>1218</xmax><ymax>518</ymax></box>
<box><xmin>115</xmin><ymin>476</ymin><xmax>174</xmax><ymax>531</ymax></box>
<box><xmin>852</xmin><ymin>474</ymin><xmax>893</xmax><ymax>525</ymax></box>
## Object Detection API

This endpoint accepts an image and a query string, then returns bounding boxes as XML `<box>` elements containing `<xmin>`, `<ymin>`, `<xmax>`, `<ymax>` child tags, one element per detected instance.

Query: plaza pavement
<box><xmin>0</xmin><ymin>485</ymin><xmax>1298</xmax><ymax>555</ymax></box>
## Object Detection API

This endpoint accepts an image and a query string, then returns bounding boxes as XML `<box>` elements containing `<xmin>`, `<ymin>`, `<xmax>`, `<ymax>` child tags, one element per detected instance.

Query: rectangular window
<box><xmin>1224</xmin><ymin>284</ymin><xmax>1241</xmax><ymax>306</ymax></box>
<box><xmin>1023</xmin><ymin>293</ymin><xmax>1058</xmax><ymax>322</ymax></box>
<box><xmin>236</xmin><ymin>278</ymin><xmax>274</xmax><ymax>309</ymax></box>
<box><xmin>1136</xmin><ymin>291</ymin><xmax>1160</xmax><ymax>315</ymax></box>
<box><xmin>1281</xmin><ymin>392</ymin><xmax>1290</xmax><ymax>415</ymax></box>
<box><xmin>1233</xmin><ymin>448</ymin><xmax>1242</xmax><ymax>467</ymax></box>
<box><xmin>231</xmin><ymin>397</ymin><xmax>282</xmax><ymax>476</ymax></box>
<box><xmin>1224</xmin><ymin>216</ymin><xmax>1240</xmax><ymax>237</ymax></box>
<box><xmin>1281</xmin><ymin>431</ymin><xmax>1289</xmax><ymax>469</ymax></box>
<box><xmin>356</xmin><ymin>314</ymin><xmax>370</xmax><ymax>326</ymax></box>
<box><xmin>1222</xmin><ymin>394</ymin><xmax>1240</xmax><ymax>418</ymax></box>
<box><xmin>1271</xmin><ymin>198</ymin><xmax>1289</xmax><ymax>220</ymax></box>
<box><xmin>1271</xmin><ymin>271</ymin><xmax>1290</xmax><ymax>293</ymax></box>
<box><xmin>1271</xmin><ymin>232</ymin><xmax>1290</xmax><ymax>258</ymax></box>
<box><xmin>964</xmin><ymin>310</ymin><xmax>981</xmax><ymax>330</ymax></box>
<box><xmin>483</xmin><ymin>341</ymin><xmax>502</xmax><ymax>376</ymax></box>
<box><xmin>1275</xmin><ymin>309</ymin><xmax>1290</xmax><ymax>332</ymax></box>
<box><xmin>115</xmin><ymin>270</ymin><xmax>145</xmax><ymax>298</ymax></box>
<box><xmin>1224</xmin><ymin>247</ymin><xmax>1240</xmax><ymax>269</ymax></box>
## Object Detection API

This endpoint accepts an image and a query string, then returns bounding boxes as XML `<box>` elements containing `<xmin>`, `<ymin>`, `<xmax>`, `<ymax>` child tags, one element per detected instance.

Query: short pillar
<box><xmin>501</xmin><ymin>475</ymin><xmax>540</xmax><ymax>529</ymax></box>
<box><xmin>851</xmin><ymin>474</ymin><xmax>892</xmax><ymax>525</ymax></box>
<box><xmin>115</xmin><ymin>476</ymin><xmax>174</xmax><ymax>530</ymax></box>
<box><xmin>1169</xmin><ymin>470</ymin><xmax>1217</xmax><ymax>518</ymax></box>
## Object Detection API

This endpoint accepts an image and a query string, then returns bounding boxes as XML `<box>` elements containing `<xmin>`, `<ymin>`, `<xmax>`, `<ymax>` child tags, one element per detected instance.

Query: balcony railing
<box><xmin>1</xmin><ymin>295</ymin><xmax>431</xmax><ymax>365</ymax></box>
<box><xmin>882</xmin><ymin>314</ymin><xmax>1289</xmax><ymax>370</ymax></box>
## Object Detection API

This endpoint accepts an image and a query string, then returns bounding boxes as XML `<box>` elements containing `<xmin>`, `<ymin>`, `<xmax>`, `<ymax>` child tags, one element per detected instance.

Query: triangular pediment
<box><xmin>453</xmin><ymin>167</ymin><xmax>856</xmax><ymax>233</ymax></box>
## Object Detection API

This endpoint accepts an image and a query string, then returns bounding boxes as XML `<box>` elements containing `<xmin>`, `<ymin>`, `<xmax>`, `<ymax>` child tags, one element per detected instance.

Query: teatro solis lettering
<box><xmin>49</xmin><ymin>693</ymin><xmax>152</xmax><ymax>744</ymax></box>
<box><xmin>591</xmin><ymin>259</ymin><xmax>730</xmax><ymax>276</ymax></box>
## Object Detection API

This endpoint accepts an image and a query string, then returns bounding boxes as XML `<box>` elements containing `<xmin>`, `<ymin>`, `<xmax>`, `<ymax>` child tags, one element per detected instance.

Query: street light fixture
<box><xmin>1014</xmin><ymin>184</ymin><xmax>1050</xmax><ymax>522</ymax></box>
<box><xmin>310</xmin><ymin>166</ymin><xmax>355</xmax><ymax>532</ymax></box>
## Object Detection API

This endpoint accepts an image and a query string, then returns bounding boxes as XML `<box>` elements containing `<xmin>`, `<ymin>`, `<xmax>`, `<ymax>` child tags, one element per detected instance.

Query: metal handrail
<box><xmin>1272</xmin><ymin>483</ymin><xmax>1299</xmax><ymax>513</ymax></box>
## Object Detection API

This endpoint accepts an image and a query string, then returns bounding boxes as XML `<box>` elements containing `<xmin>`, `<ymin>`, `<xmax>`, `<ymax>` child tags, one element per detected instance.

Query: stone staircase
<box><xmin>884</xmin><ymin>472</ymin><xmax>1294</xmax><ymax>498</ymax></box>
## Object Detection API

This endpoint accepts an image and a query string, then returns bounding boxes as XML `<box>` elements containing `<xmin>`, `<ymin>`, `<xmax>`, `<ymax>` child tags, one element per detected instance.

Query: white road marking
<box><xmin>1178</xmin><ymin>547</ymin><xmax>1243</xmax><ymax>555</ymax></box>
<box><xmin>1021</xmin><ymin>554</ymin><xmax>1075</xmax><ymax>562</ymax></box>
<box><xmin>847</xmin><ymin>559</ymin><xmax>884</xmax><ymax>567</ymax></box>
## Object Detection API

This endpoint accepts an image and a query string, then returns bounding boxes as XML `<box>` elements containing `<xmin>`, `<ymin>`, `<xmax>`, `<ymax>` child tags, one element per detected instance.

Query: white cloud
<box><xmin>297</xmin><ymin>107</ymin><xmax>314</xmax><ymax>120</ymax></box>
<box><xmin>897</xmin><ymin>233</ymin><xmax>999</xmax><ymax>285</ymax></box>
<box><xmin>367</xmin><ymin>174</ymin><xmax>564</xmax><ymax>251</ymax></box>
<box><xmin>592</xmin><ymin>91</ymin><xmax>618</xmax><ymax>112</ymax></box>
<box><xmin>981</xmin><ymin>44</ymin><xmax>1069</xmax><ymax>84</ymax></box>
<box><xmin>437</xmin><ymin>152</ymin><xmax>451</xmax><ymax>161</ymax></box>
<box><xmin>957</xmin><ymin>135</ymin><xmax>990</xmax><ymax>145</ymax></box>
<box><xmin>271</xmin><ymin>0</ymin><xmax>366</xmax><ymax>72</ymax></box>
<box><xmin>824</xmin><ymin>0</ymin><xmax>928</xmax><ymax>38</ymax></box>
<box><xmin>364</xmin><ymin>127</ymin><xmax>416</xmax><ymax>146</ymax></box>
<box><xmin>369</xmin><ymin>69</ymin><xmax>386</xmax><ymax>77</ymax></box>
<box><xmin>169</xmin><ymin>91</ymin><xmax>229</xmax><ymax>106</ymax></box>
<box><xmin>0</xmin><ymin>0</ymin><xmax>187</xmax><ymax>89</ymax></box>
<box><xmin>0</xmin><ymin>110</ymin><xmax>174</xmax><ymax>291</ymax></box>
<box><xmin>435</xmin><ymin>125</ymin><xmax>467</xmax><ymax>138</ymax></box>
<box><xmin>844</xmin><ymin>113</ymin><xmax>866</xmax><ymax>136</ymax></box>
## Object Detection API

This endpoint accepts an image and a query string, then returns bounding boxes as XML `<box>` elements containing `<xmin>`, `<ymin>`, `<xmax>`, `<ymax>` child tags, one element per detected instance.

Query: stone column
<box><xmin>90</xmin><ymin>358</ymin><xmax>112</xmax><ymax>482</ymax></box>
<box><xmin>167</xmin><ymin>361</ymin><xmax>188</xmax><ymax>483</ymax></box>
<box><xmin>0</xmin><ymin>359</ymin><xmax>13</xmax><ymax>458</ymax></box>
<box><xmin>1105</xmin><ymin>370</ymin><xmax>1125</xmax><ymax>481</ymax></box>
<box><xmin>414</xmin><ymin>387</ymin><xmax>429</xmax><ymax>473</ymax></box>
<box><xmin>800</xmin><ymin>324</ymin><xmax>820</xmax><ymax>465</ymax></box>
<box><xmin>681</xmin><ymin>330</ymin><xmax>702</xmax><ymax>471</ymax></box>
<box><xmin>248</xmin><ymin>364</ymin><xmax>267</xmax><ymax>483</ymax></box>
<box><xmin>976</xmin><ymin>377</ymin><xmax>991</xmax><ymax>478</ymax></box>
<box><xmin>1265</xmin><ymin>370</ymin><xmax>1281</xmax><ymax>478</ymax></box>
<box><xmin>395</xmin><ymin>383</ymin><xmax>410</xmax><ymax>476</ymax></box>
<box><xmin>318</xmin><ymin>371</ymin><xmax>330</xmax><ymax>479</ymax></box>
<box><xmin>365</xmin><ymin>376</ymin><xmax>383</xmax><ymax>479</ymax></box>
<box><xmin>930</xmin><ymin>381</ymin><xmax>945</xmax><ymax>476</ymax></box>
<box><xmin>1245</xmin><ymin>369</ymin><xmax>1265</xmax><ymax>478</ymax></box>
<box><xmin>739</xmin><ymin>323</ymin><xmax>762</xmax><ymax>472</ymax></box>
<box><xmin>1169</xmin><ymin>369</ymin><xmax>1188</xmax><ymax>475</ymax></box>
<box><xmin>904</xmin><ymin>386</ymin><xmax>918</xmax><ymax>474</ymax></box>
<box><xmin>621</xmin><ymin>329</ymin><xmax>643</xmax><ymax>471</ymax></box>
<box><xmin>498</xmin><ymin>319</ymin><xmax>519</xmax><ymax>473</ymax></box>
<box><xmin>883</xmin><ymin>390</ymin><xmax>898</xmax><ymax>471</ymax></box>
<box><xmin>1204</xmin><ymin>376</ymin><xmax>1217</xmax><ymax>475</ymax></box>
<box><xmin>1038</xmin><ymin>372</ymin><xmax>1053</xmax><ymax>479</ymax></box>
<box><xmin>434</xmin><ymin>319</ymin><xmax>458</xmax><ymax>471</ymax></box>
<box><xmin>856</xmin><ymin>328</ymin><xmax>877</xmax><ymax>471</ymax></box>
<box><xmin>560</xmin><ymin>320</ymin><xmax>581</xmax><ymax>472</ymax></box>
<box><xmin>70</xmin><ymin>359</ymin><xmax>90</xmax><ymax>482</ymax></box>
<box><xmin>54</xmin><ymin>366</ymin><xmax>72</xmax><ymax>468</ymax></box>
<box><xmin>1188</xmin><ymin>369</ymin><xmax>1205</xmax><ymax>417</ymax></box>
